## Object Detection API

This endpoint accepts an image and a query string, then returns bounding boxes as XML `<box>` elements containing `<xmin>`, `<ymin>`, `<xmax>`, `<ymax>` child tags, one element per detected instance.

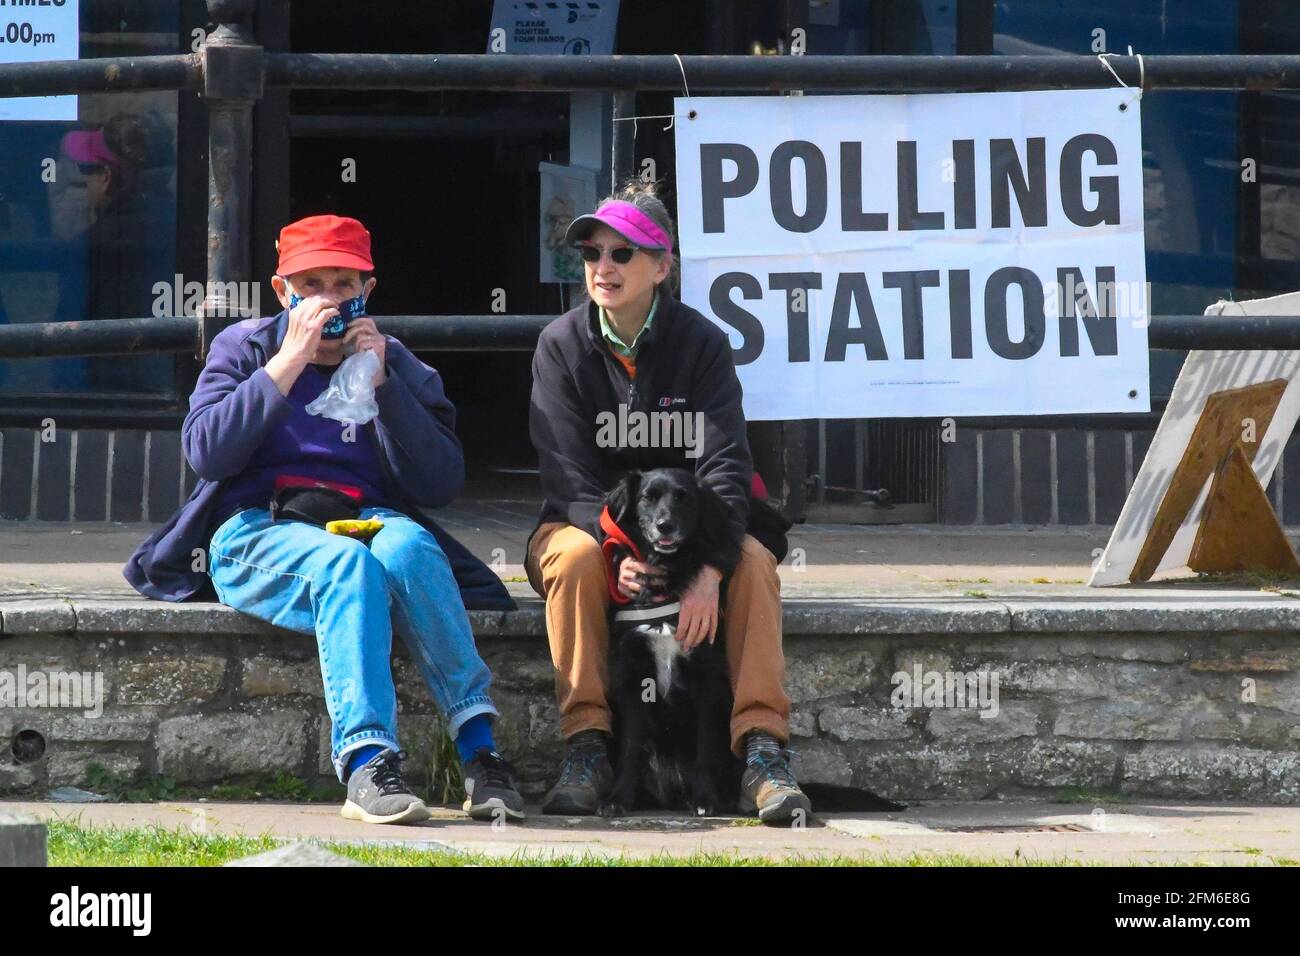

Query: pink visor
<box><xmin>61</xmin><ymin>130</ymin><xmax>120</xmax><ymax>169</ymax></box>
<box><xmin>564</xmin><ymin>200</ymin><xmax>673</xmax><ymax>251</ymax></box>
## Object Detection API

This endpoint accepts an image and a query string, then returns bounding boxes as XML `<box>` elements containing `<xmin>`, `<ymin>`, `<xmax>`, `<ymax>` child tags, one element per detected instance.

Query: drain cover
<box><xmin>937</xmin><ymin>823</ymin><xmax>1091</xmax><ymax>833</ymax></box>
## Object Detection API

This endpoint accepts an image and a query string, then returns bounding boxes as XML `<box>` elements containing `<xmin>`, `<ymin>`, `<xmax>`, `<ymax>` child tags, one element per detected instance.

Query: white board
<box><xmin>674</xmin><ymin>89</ymin><xmax>1150</xmax><ymax>420</ymax></box>
<box><xmin>1089</xmin><ymin>290</ymin><xmax>1300</xmax><ymax>586</ymax></box>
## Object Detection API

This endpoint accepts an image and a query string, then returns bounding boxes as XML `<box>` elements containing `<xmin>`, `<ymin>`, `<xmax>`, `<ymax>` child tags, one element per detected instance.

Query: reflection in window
<box><xmin>806</xmin><ymin>0</ymin><xmax>957</xmax><ymax>56</ymax></box>
<box><xmin>0</xmin><ymin>4</ymin><xmax>178</xmax><ymax>395</ymax></box>
<box><xmin>994</xmin><ymin>0</ymin><xmax>1240</xmax><ymax>401</ymax></box>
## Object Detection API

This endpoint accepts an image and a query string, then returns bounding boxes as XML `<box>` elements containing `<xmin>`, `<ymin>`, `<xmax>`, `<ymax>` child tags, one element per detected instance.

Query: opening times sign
<box><xmin>674</xmin><ymin>89</ymin><xmax>1150</xmax><ymax>420</ymax></box>
<box><xmin>0</xmin><ymin>0</ymin><xmax>78</xmax><ymax>121</ymax></box>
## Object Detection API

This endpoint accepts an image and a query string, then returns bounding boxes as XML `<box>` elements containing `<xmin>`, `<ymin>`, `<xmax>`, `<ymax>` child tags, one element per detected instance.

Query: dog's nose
<box><xmin>655</xmin><ymin>520</ymin><xmax>676</xmax><ymax>534</ymax></box>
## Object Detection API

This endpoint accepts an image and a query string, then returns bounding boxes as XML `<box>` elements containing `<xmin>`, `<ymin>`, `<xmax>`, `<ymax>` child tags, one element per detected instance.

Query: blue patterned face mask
<box><xmin>287</xmin><ymin>292</ymin><xmax>367</xmax><ymax>339</ymax></box>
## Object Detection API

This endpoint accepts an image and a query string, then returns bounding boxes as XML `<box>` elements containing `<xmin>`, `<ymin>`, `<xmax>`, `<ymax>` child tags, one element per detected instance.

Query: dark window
<box><xmin>0</xmin><ymin>1</ymin><xmax>180</xmax><ymax>399</ymax></box>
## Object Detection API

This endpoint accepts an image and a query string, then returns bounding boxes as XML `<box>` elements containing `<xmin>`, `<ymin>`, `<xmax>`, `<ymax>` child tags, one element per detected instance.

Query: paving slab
<box><xmin>0</xmin><ymin>810</ymin><xmax>47</xmax><ymax>866</ymax></box>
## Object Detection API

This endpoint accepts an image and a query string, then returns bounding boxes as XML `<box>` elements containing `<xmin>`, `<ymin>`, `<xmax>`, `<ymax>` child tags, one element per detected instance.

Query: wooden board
<box><xmin>1186</xmin><ymin>441</ymin><xmax>1300</xmax><ymax>574</ymax></box>
<box><xmin>1130</xmin><ymin>379</ymin><xmax>1288</xmax><ymax>582</ymax></box>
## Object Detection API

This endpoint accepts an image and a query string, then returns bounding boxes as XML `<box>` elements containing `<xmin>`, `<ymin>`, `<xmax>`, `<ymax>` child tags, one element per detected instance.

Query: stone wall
<box><xmin>3</xmin><ymin>600</ymin><xmax>1299</xmax><ymax>803</ymax></box>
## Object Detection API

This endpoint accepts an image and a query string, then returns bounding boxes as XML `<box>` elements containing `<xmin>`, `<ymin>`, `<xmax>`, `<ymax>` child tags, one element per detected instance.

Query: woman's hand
<box><xmin>616</xmin><ymin>555</ymin><xmax>666</xmax><ymax>600</ymax></box>
<box><xmin>677</xmin><ymin>565</ymin><xmax>722</xmax><ymax>651</ymax></box>
<box><xmin>265</xmin><ymin>296</ymin><xmax>337</xmax><ymax>395</ymax></box>
<box><xmin>344</xmin><ymin>317</ymin><xmax>388</xmax><ymax>386</ymax></box>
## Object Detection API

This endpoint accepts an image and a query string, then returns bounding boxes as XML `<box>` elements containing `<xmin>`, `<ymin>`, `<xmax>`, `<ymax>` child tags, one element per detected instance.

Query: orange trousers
<box><xmin>525</xmin><ymin>522</ymin><xmax>790</xmax><ymax>756</ymax></box>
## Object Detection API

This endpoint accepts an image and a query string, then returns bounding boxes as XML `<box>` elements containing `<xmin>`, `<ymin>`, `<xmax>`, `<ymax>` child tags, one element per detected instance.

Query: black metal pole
<box><xmin>9</xmin><ymin>52</ymin><xmax>1300</xmax><ymax>102</ymax></box>
<box><xmin>377</xmin><ymin>315</ymin><xmax>555</xmax><ymax>350</ymax></box>
<box><xmin>260</xmin><ymin>53</ymin><xmax>1300</xmax><ymax>93</ymax></box>
<box><xmin>0</xmin><ymin>316</ymin><xmax>556</xmax><ymax>358</ymax></box>
<box><xmin>201</xmin><ymin>0</ymin><xmax>263</xmax><ymax>357</ymax></box>
<box><xmin>0</xmin><ymin>318</ymin><xmax>200</xmax><ymax>359</ymax></box>
<box><xmin>0</xmin><ymin>55</ymin><xmax>201</xmax><ymax>98</ymax></box>
<box><xmin>611</xmin><ymin>91</ymin><xmax>636</xmax><ymax>191</ymax></box>
<box><xmin>1146</xmin><ymin>315</ymin><xmax>1300</xmax><ymax>350</ymax></box>
<box><xmin>6</xmin><ymin>314</ymin><xmax>1300</xmax><ymax>359</ymax></box>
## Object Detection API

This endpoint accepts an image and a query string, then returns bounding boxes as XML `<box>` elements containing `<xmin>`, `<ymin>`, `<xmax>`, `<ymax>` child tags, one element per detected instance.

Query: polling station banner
<box><xmin>674</xmin><ymin>89</ymin><xmax>1149</xmax><ymax>420</ymax></box>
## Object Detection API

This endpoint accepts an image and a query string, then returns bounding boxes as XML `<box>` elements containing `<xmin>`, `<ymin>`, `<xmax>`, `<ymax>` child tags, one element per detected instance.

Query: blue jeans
<box><xmin>208</xmin><ymin>506</ymin><xmax>498</xmax><ymax>781</ymax></box>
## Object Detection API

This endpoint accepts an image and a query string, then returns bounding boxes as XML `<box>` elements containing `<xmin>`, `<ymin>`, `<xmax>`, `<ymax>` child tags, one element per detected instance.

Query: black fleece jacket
<box><xmin>529</xmin><ymin>295</ymin><xmax>753</xmax><ymax>573</ymax></box>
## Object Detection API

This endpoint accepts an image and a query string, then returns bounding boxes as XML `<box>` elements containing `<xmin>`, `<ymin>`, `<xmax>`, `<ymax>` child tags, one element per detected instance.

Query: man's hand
<box><xmin>344</xmin><ymin>317</ymin><xmax>388</xmax><ymax>386</ymax></box>
<box><xmin>677</xmin><ymin>564</ymin><xmax>722</xmax><ymax>651</ymax></box>
<box><xmin>616</xmin><ymin>554</ymin><xmax>666</xmax><ymax>601</ymax></box>
<box><xmin>265</xmin><ymin>296</ymin><xmax>337</xmax><ymax>395</ymax></box>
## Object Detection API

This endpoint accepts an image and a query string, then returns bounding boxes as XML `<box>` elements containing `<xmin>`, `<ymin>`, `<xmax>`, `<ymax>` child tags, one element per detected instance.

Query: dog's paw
<box><xmin>691</xmin><ymin>787</ymin><xmax>720</xmax><ymax>818</ymax></box>
<box><xmin>598</xmin><ymin>801</ymin><xmax>628</xmax><ymax>818</ymax></box>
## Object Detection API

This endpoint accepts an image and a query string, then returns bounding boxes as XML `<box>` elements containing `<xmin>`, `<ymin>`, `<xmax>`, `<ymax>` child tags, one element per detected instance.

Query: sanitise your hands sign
<box><xmin>674</xmin><ymin>88</ymin><xmax>1149</xmax><ymax>420</ymax></box>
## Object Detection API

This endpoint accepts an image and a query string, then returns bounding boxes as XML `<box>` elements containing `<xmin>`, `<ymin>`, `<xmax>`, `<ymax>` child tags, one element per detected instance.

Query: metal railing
<box><xmin>4</xmin><ymin>313</ymin><xmax>1300</xmax><ymax>360</ymax></box>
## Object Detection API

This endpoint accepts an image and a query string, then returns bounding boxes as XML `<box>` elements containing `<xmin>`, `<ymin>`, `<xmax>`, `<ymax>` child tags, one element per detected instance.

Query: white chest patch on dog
<box><xmin>612</xmin><ymin>601</ymin><xmax>685</xmax><ymax>699</ymax></box>
<box><xmin>646</xmin><ymin>625</ymin><xmax>683</xmax><ymax>697</ymax></box>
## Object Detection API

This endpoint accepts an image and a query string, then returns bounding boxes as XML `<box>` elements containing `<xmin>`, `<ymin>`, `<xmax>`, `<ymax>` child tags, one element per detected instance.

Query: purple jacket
<box><xmin>123</xmin><ymin>310</ymin><xmax>515</xmax><ymax>610</ymax></box>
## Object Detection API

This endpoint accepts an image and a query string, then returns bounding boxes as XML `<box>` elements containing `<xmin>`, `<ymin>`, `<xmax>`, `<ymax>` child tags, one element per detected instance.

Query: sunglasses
<box><xmin>576</xmin><ymin>243</ymin><xmax>637</xmax><ymax>265</ymax></box>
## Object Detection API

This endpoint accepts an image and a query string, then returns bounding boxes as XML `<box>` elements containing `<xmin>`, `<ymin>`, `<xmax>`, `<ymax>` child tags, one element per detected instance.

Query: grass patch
<box><xmin>410</xmin><ymin>725</ymin><xmax>466</xmax><ymax>807</ymax></box>
<box><xmin>79</xmin><ymin>763</ymin><xmax>340</xmax><ymax>804</ymax></box>
<box><xmin>46</xmin><ymin>820</ymin><xmax>1122</xmax><ymax>867</ymax></box>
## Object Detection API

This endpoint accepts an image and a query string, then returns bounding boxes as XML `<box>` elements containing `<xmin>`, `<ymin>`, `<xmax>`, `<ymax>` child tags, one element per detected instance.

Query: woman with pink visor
<box><xmin>525</xmin><ymin>180</ymin><xmax>811</xmax><ymax>824</ymax></box>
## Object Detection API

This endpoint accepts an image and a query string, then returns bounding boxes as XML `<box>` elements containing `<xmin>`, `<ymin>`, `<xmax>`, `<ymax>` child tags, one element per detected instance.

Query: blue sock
<box><xmin>455</xmin><ymin>714</ymin><xmax>496</xmax><ymax>763</ymax></box>
<box><xmin>346</xmin><ymin>744</ymin><xmax>385</xmax><ymax>778</ymax></box>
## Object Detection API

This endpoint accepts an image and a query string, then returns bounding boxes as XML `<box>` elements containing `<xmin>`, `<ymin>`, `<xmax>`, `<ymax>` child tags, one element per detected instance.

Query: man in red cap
<box><xmin>125</xmin><ymin>215</ymin><xmax>524</xmax><ymax>825</ymax></box>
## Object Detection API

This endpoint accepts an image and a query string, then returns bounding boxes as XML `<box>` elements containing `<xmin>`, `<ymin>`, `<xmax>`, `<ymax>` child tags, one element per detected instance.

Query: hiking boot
<box><xmin>462</xmin><ymin>747</ymin><xmax>526</xmax><ymax>821</ymax></box>
<box><xmin>738</xmin><ymin>734</ymin><xmax>813</xmax><ymax>825</ymax></box>
<box><xmin>340</xmin><ymin>749</ymin><xmax>431</xmax><ymax>825</ymax></box>
<box><xmin>541</xmin><ymin>730</ymin><xmax>614</xmax><ymax>815</ymax></box>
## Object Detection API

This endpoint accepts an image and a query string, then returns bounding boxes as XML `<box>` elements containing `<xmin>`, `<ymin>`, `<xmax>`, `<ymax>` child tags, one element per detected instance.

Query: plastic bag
<box><xmin>305</xmin><ymin>349</ymin><xmax>381</xmax><ymax>424</ymax></box>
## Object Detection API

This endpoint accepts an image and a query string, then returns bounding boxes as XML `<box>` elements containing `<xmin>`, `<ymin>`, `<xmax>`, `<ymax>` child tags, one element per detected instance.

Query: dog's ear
<box><xmin>605</xmin><ymin>470</ymin><xmax>642</xmax><ymax>529</ymax></box>
<box><xmin>694</xmin><ymin>479</ymin><xmax>738</xmax><ymax>558</ymax></box>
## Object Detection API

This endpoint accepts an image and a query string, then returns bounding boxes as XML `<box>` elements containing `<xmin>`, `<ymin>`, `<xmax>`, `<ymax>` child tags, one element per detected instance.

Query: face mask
<box><xmin>287</xmin><ymin>292</ymin><xmax>367</xmax><ymax>339</ymax></box>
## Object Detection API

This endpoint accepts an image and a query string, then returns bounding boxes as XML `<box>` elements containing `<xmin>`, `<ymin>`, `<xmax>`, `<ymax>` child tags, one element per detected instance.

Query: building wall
<box><xmin>942</xmin><ymin>425</ymin><xmax>1300</xmax><ymax>527</ymax></box>
<box><xmin>0</xmin><ymin>428</ymin><xmax>194</xmax><ymax>523</ymax></box>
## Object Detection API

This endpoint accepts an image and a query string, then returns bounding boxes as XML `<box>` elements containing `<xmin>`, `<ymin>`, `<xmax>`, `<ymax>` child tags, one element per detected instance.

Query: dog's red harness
<box><xmin>599</xmin><ymin>505</ymin><xmax>642</xmax><ymax>606</ymax></box>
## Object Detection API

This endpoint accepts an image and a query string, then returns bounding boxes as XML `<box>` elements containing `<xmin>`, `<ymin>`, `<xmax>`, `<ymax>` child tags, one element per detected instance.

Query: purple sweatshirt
<box><xmin>211</xmin><ymin>362</ymin><xmax>389</xmax><ymax>525</ymax></box>
<box><xmin>123</xmin><ymin>310</ymin><xmax>514</xmax><ymax>610</ymax></box>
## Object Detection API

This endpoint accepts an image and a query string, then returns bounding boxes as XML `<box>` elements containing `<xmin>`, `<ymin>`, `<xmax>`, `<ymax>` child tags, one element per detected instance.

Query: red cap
<box><xmin>275</xmin><ymin>215</ymin><xmax>374</xmax><ymax>277</ymax></box>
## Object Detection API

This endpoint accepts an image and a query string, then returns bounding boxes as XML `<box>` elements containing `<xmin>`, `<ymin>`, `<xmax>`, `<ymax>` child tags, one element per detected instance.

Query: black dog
<box><xmin>598</xmin><ymin>467</ymin><xmax>905</xmax><ymax>819</ymax></box>
<box><xmin>599</xmin><ymin>468</ymin><xmax>739</xmax><ymax>817</ymax></box>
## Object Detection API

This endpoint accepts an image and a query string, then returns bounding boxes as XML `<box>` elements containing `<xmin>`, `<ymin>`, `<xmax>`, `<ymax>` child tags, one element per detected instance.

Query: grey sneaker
<box><xmin>340</xmin><ymin>749</ymin><xmax>431</xmax><ymax>825</ymax></box>
<box><xmin>462</xmin><ymin>747</ymin><xmax>526</xmax><ymax>821</ymax></box>
<box><xmin>738</xmin><ymin>736</ymin><xmax>812</xmax><ymax>825</ymax></box>
<box><xmin>542</xmin><ymin>730</ymin><xmax>614</xmax><ymax>815</ymax></box>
